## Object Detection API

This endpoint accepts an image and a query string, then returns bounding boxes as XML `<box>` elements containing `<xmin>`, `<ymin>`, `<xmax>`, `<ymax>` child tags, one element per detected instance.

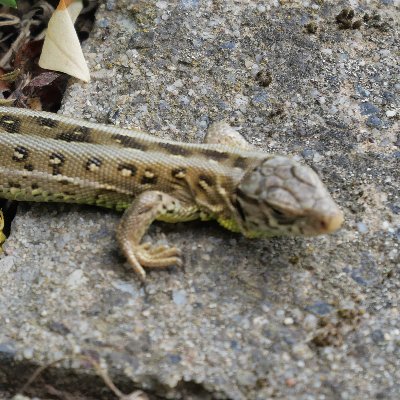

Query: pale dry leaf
<box><xmin>39</xmin><ymin>0</ymin><xmax>90</xmax><ymax>82</ymax></box>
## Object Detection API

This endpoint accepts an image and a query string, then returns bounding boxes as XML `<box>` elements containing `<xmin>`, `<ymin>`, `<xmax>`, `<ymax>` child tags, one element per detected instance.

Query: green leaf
<box><xmin>0</xmin><ymin>0</ymin><xmax>17</xmax><ymax>7</ymax></box>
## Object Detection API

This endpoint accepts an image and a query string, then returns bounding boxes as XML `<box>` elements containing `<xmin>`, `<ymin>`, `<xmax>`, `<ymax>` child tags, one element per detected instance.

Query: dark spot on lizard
<box><xmin>49</xmin><ymin>152</ymin><xmax>65</xmax><ymax>175</ymax></box>
<box><xmin>117</xmin><ymin>163</ymin><xmax>137</xmax><ymax>177</ymax></box>
<box><xmin>198</xmin><ymin>174</ymin><xmax>214</xmax><ymax>190</ymax></box>
<box><xmin>171</xmin><ymin>168</ymin><xmax>187</xmax><ymax>179</ymax></box>
<box><xmin>158</xmin><ymin>142</ymin><xmax>192</xmax><ymax>156</ymax></box>
<box><xmin>233</xmin><ymin>156</ymin><xmax>249</xmax><ymax>169</ymax></box>
<box><xmin>141</xmin><ymin>170</ymin><xmax>158</xmax><ymax>185</ymax></box>
<box><xmin>12</xmin><ymin>146</ymin><xmax>29</xmax><ymax>162</ymax></box>
<box><xmin>201</xmin><ymin>149</ymin><xmax>229</xmax><ymax>161</ymax></box>
<box><xmin>86</xmin><ymin>157</ymin><xmax>102</xmax><ymax>172</ymax></box>
<box><xmin>0</xmin><ymin>116</ymin><xmax>21</xmax><ymax>133</ymax></box>
<box><xmin>36</xmin><ymin>116</ymin><xmax>58</xmax><ymax>128</ymax></box>
<box><xmin>56</xmin><ymin>126</ymin><xmax>91</xmax><ymax>143</ymax></box>
<box><xmin>111</xmin><ymin>134</ymin><xmax>147</xmax><ymax>151</ymax></box>
<box><xmin>9</xmin><ymin>181</ymin><xmax>21</xmax><ymax>189</ymax></box>
<box><xmin>24</xmin><ymin>164</ymin><xmax>34</xmax><ymax>171</ymax></box>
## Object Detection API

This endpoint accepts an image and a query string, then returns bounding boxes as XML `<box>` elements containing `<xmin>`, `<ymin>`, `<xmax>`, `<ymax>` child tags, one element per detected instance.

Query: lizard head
<box><xmin>235</xmin><ymin>156</ymin><xmax>343</xmax><ymax>237</ymax></box>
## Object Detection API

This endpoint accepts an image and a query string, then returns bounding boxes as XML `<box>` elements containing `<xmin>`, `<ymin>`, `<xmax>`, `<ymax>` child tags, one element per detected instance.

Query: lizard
<box><xmin>0</xmin><ymin>209</ymin><xmax>5</xmax><ymax>253</ymax></box>
<box><xmin>0</xmin><ymin>106</ymin><xmax>344</xmax><ymax>280</ymax></box>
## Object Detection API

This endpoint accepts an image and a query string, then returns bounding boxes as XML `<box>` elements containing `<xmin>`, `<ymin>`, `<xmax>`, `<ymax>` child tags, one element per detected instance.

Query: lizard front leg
<box><xmin>205</xmin><ymin>121</ymin><xmax>254</xmax><ymax>150</ymax></box>
<box><xmin>117</xmin><ymin>190</ymin><xmax>198</xmax><ymax>280</ymax></box>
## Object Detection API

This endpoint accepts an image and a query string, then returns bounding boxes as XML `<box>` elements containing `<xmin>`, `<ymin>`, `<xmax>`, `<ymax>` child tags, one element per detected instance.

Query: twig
<box><xmin>16</xmin><ymin>355</ymin><xmax>149</xmax><ymax>400</ymax></box>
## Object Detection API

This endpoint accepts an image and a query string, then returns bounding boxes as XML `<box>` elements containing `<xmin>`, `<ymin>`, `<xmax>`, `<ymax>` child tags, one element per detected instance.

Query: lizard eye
<box><xmin>270</xmin><ymin>206</ymin><xmax>285</xmax><ymax>216</ymax></box>
<box><xmin>269</xmin><ymin>205</ymin><xmax>298</xmax><ymax>224</ymax></box>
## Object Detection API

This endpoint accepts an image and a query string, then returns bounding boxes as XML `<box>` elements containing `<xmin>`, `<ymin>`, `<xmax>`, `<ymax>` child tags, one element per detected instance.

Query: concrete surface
<box><xmin>0</xmin><ymin>1</ymin><xmax>399</xmax><ymax>399</ymax></box>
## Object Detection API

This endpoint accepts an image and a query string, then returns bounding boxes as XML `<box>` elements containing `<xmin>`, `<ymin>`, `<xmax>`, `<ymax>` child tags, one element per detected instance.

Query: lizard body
<box><xmin>0</xmin><ymin>106</ymin><xmax>343</xmax><ymax>279</ymax></box>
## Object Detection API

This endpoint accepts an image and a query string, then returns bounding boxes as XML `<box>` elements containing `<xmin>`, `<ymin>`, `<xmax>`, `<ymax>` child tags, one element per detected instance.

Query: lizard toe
<box><xmin>136</xmin><ymin>243</ymin><xmax>183</xmax><ymax>269</ymax></box>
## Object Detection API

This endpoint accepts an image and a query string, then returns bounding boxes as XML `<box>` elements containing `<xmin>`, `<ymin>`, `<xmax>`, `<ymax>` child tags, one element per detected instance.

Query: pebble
<box><xmin>355</xmin><ymin>85</ymin><xmax>370</xmax><ymax>97</ymax></box>
<box><xmin>105</xmin><ymin>0</ymin><xmax>115</xmax><ymax>11</ymax></box>
<box><xmin>156</xmin><ymin>1</ymin><xmax>168</xmax><ymax>9</ymax></box>
<box><xmin>179</xmin><ymin>95</ymin><xmax>190</xmax><ymax>106</ymax></box>
<box><xmin>303</xmin><ymin>314</ymin><xmax>318</xmax><ymax>331</ymax></box>
<box><xmin>292</xmin><ymin>343</ymin><xmax>314</xmax><ymax>360</ymax></box>
<box><xmin>237</xmin><ymin>371</ymin><xmax>257</xmax><ymax>386</ymax></box>
<box><xmin>321</xmin><ymin>48</ymin><xmax>332</xmax><ymax>55</ymax></box>
<box><xmin>359</xmin><ymin>102</ymin><xmax>379</xmax><ymax>116</ymax></box>
<box><xmin>366</xmin><ymin>115</ymin><xmax>382</xmax><ymax>128</ymax></box>
<box><xmin>313</xmin><ymin>152</ymin><xmax>324</xmax><ymax>163</ymax></box>
<box><xmin>66</xmin><ymin>269</ymin><xmax>88</xmax><ymax>289</ymax></box>
<box><xmin>356</xmin><ymin>222</ymin><xmax>368</xmax><ymax>234</ymax></box>
<box><xmin>371</xmin><ymin>329</ymin><xmax>385</xmax><ymax>344</ymax></box>
<box><xmin>23</xmin><ymin>347</ymin><xmax>34</xmax><ymax>359</ymax></box>
<box><xmin>306</xmin><ymin>302</ymin><xmax>332</xmax><ymax>315</ymax></box>
<box><xmin>0</xmin><ymin>256</ymin><xmax>15</xmax><ymax>275</ymax></box>
<box><xmin>172</xmin><ymin>290</ymin><xmax>187</xmax><ymax>306</ymax></box>
<box><xmin>234</xmin><ymin>94</ymin><xmax>249</xmax><ymax>111</ymax></box>
<box><xmin>302</xmin><ymin>149</ymin><xmax>315</xmax><ymax>160</ymax></box>
<box><xmin>276</xmin><ymin>309</ymin><xmax>285</xmax><ymax>318</ymax></box>
<box><xmin>284</xmin><ymin>317</ymin><xmax>294</xmax><ymax>325</ymax></box>
<box><xmin>181</xmin><ymin>0</ymin><xmax>200</xmax><ymax>8</ymax></box>
<box><xmin>97</xmin><ymin>18</ymin><xmax>109</xmax><ymax>28</ymax></box>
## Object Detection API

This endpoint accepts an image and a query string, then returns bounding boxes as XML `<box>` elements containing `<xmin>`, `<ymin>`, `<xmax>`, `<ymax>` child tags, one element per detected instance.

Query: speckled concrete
<box><xmin>1</xmin><ymin>1</ymin><xmax>399</xmax><ymax>399</ymax></box>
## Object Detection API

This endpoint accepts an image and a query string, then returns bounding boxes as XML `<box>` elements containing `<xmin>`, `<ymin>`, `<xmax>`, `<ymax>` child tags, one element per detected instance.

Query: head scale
<box><xmin>235</xmin><ymin>156</ymin><xmax>343</xmax><ymax>237</ymax></box>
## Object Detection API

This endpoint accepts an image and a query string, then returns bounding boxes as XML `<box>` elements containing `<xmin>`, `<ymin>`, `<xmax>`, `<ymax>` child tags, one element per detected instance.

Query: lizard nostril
<box><xmin>318</xmin><ymin>211</ymin><xmax>344</xmax><ymax>233</ymax></box>
<box><xmin>320</xmin><ymin>219</ymin><xmax>328</xmax><ymax>230</ymax></box>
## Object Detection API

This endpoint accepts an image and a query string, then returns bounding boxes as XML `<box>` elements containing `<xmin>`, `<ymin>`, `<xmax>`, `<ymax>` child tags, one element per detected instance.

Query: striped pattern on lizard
<box><xmin>0</xmin><ymin>106</ymin><xmax>343</xmax><ymax>280</ymax></box>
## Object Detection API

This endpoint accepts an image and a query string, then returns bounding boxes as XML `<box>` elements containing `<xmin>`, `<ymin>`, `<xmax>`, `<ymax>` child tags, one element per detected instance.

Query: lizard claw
<box><xmin>136</xmin><ymin>243</ymin><xmax>182</xmax><ymax>267</ymax></box>
<box><xmin>123</xmin><ymin>242</ymin><xmax>183</xmax><ymax>281</ymax></box>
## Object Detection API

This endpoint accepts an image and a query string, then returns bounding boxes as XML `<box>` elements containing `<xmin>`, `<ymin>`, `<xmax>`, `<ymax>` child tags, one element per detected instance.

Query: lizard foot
<box><xmin>124</xmin><ymin>242</ymin><xmax>182</xmax><ymax>281</ymax></box>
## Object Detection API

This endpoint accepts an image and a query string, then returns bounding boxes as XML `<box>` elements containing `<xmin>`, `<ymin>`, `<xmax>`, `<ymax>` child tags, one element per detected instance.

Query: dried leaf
<box><xmin>14</xmin><ymin>40</ymin><xmax>44</xmax><ymax>70</ymax></box>
<box><xmin>27</xmin><ymin>71</ymin><xmax>60</xmax><ymax>88</ymax></box>
<box><xmin>0</xmin><ymin>12</ymin><xmax>20</xmax><ymax>27</ymax></box>
<box><xmin>39</xmin><ymin>0</ymin><xmax>90</xmax><ymax>82</ymax></box>
<box><xmin>26</xmin><ymin>96</ymin><xmax>43</xmax><ymax>111</ymax></box>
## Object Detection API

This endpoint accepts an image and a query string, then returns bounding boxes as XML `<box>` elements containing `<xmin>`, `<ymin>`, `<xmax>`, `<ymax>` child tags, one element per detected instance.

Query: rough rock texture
<box><xmin>1</xmin><ymin>1</ymin><xmax>399</xmax><ymax>399</ymax></box>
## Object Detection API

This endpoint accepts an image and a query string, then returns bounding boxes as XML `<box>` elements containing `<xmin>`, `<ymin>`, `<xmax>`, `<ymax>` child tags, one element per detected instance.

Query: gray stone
<box><xmin>1</xmin><ymin>1</ymin><xmax>399</xmax><ymax>399</ymax></box>
<box><xmin>359</xmin><ymin>102</ymin><xmax>380</xmax><ymax>115</ymax></box>
<box><xmin>366</xmin><ymin>115</ymin><xmax>383</xmax><ymax>128</ymax></box>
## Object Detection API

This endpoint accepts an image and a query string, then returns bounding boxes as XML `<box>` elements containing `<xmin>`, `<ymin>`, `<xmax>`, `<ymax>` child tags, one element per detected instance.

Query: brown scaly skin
<box><xmin>0</xmin><ymin>107</ymin><xmax>343</xmax><ymax>280</ymax></box>
<box><xmin>0</xmin><ymin>210</ymin><xmax>5</xmax><ymax>252</ymax></box>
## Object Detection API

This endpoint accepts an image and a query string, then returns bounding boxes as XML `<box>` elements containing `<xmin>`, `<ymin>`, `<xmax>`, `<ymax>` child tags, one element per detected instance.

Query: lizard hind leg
<box><xmin>116</xmin><ymin>190</ymin><xmax>195</xmax><ymax>281</ymax></box>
